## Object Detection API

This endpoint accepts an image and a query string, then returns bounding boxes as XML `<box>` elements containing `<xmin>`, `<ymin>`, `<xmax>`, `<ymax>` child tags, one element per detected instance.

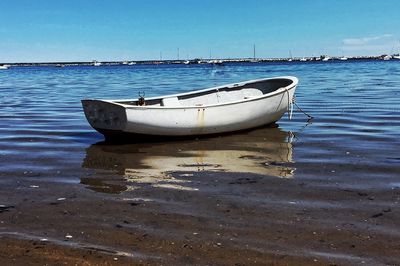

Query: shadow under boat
<box><xmin>81</xmin><ymin>124</ymin><xmax>295</xmax><ymax>194</ymax></box>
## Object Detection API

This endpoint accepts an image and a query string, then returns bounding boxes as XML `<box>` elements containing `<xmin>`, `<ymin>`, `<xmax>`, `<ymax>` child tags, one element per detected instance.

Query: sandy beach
<box><xmin>1</xmin><ymin>166</ymin><xmax>399</xmax><ymax>265</ymax></box>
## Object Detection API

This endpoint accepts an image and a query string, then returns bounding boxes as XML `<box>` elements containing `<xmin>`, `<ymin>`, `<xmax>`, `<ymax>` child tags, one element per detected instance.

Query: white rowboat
<box><xmin>82</xmin><ymin>76</ymin><xmax>298</xmax><ymax>139</ymax></box>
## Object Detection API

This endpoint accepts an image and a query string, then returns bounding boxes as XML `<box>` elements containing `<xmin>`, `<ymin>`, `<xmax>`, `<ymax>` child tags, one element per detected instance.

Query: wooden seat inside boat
<box><xmin>218</xmin><ymin>88</ymin><xmax>263</xmax><ymax>102</ymax></box>
<box><xmin>175</xmin><ymin>88</ymin><xmax>264</xmax><ymax>107</ymax></box>
<box><xmin>242</xmin><ymin>88</ymin><xmax>263</xmax><ymax>98</ymax></box>
<box><xmin>161</xmin><ymin>96</ymin><xmax>180</xmax><ymax>106</ymax></box>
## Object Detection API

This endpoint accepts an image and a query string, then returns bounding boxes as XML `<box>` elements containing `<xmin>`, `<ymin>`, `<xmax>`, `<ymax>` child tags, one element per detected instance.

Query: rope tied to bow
<box><xmin>285</xmin><ymin>88</ymin><xmax>313</xmax><ymax>121</ymax></box>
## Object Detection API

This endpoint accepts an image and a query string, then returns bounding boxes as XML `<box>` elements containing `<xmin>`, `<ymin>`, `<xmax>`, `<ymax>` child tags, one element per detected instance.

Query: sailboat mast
<box><xmin>253</xmin><ymin>44</ymin><xmax>256</xmax><ymax>60</ymax></box>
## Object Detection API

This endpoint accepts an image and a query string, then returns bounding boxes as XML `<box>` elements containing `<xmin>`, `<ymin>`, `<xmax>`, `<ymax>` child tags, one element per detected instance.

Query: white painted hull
<box><xmin>82</xmin><ymin>76</ymin><xmax>298</xmax><ymax>138</ymax></box>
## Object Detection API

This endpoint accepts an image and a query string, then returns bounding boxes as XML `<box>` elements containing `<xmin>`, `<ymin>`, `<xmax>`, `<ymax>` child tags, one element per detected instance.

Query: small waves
<box><xmin>1</xmin><ymin>61</ymin><xmax>400</xmax><ymax>187</ymax></box>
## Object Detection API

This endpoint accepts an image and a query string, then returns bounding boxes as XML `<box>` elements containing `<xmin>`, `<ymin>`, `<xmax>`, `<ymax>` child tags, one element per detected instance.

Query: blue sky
<box><xmin>0</xmin><ymin>0</ymin><xmax>399</xmax><ymax>62</ymax></box>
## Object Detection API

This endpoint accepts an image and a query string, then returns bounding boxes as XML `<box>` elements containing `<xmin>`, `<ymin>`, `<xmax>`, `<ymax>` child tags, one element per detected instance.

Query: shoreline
<box><xmin>1</xmin><ymin>55</ymin><xmax>399</xmax><ymax>67</ymax></box>
<box><xmin>1</xmin><ymin>170</ymin><xmax>399</xmax><ymax>265</ymax></box>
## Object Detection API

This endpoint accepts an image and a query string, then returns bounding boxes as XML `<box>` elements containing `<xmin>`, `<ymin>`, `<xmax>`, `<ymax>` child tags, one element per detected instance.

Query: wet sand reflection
<box><xmin>82</xmin><ymin>125</ymin><xmax>295</xmax><ymax>193</ymax></box>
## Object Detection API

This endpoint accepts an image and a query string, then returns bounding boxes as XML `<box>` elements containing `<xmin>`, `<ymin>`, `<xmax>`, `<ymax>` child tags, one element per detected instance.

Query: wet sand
<box><xmin>1</xmin><ymin>127</ymin><xmax>400</xmax><ymax>265</ymax></box>
<box><xmin>1</xmin><ymin>171</ymin><xmax>400</xmax><ymax>265</ymax></box>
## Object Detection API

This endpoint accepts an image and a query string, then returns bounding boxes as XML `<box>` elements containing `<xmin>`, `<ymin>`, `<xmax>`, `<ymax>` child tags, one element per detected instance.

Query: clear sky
<box><xmin>0</xmin><ymin>0</ymin><xmax>399</xmax><ymax>62</ymax></box>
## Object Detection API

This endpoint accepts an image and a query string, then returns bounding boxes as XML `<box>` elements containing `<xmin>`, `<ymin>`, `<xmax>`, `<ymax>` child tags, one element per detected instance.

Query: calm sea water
<box><xmin>0</xmin><ymin>61</ymin><xmax>399</xmax><ymax>188</ymax></box>
<box><xmin>2</xmin><ymin>61</ymin><xmax>400</xmax><ymax>264</ymax></box>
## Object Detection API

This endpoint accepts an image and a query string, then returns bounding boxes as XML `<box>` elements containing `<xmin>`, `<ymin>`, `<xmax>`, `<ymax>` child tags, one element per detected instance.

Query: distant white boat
<box><xmin>0</xmin><ymin>65</ymin><xmax>9</xmax><ymax>70</ymax></box>
<box><xmin>207</xmin><ymin>59</ymin><xmax>224</xmax><ymax>66</ymax></box>
<box><xmin>82</xmin><ymin>76</ymin><xmax>298</xmax><ymax>139</ymax></box>
<box><xmin>92</xmin><ymin>61</ymin><xmax>102</xmax><ymax>66</ymax></box>
<box><xmin>288</xmin><ymin>51</ymin><xmax>293</xmax><ymax>62</ymax></box>
<box><xmin>339</xmin><ymin>56</ymin><xmax>348</xmax><ymax>61</ymax></box>
<box><xmin>128</xmin><ymin>62</ymin><xmax>136</xmax><ymax>65</ymax></box>
<box><xmin>322</xmin><ymin>56</ymin><xmax>331</xmax><ymax>61</ymax></box>
<box><xmin>250</xmin><ymin>44</ymin><xmax>258</xmax><ymax>62</ymax></box>
<box><xmin>383</xmin><ymin>55</ymin><xmax>392</xmax><ymax>60</ymax></box>
<box><xmin>393</xmin><ymin>55</ymin><xmax>400</xmax><ymax>60</ymax></box>
<box><xmin>299</xmin><ymin>57</ymin><xmax>307</xmax><ymax>62</ymax></box>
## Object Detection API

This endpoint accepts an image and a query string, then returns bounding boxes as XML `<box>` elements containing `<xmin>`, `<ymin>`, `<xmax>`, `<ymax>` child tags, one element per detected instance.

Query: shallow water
<box><xmin>1</xmin><ymin>61</ymin><xmax>399</xmax><ymax>186</ymax></box>
<box><xmin>1</xmin><ymin>61</ymin><xmax>400</xmax><ymax>264</ymax></box>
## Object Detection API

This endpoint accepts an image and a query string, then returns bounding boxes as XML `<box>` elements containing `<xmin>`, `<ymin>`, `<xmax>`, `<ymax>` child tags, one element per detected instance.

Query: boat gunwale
<box><xmin>82</xmin><ymin>76</ymin><xmax>298</xmax><ymax>110</ymax></box>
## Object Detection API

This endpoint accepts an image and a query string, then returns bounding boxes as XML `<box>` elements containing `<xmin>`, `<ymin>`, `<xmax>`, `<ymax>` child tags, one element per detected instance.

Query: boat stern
<box><xmin>81</xmin><ymin>100</ymin><xmax>127</xmax><ymax>133</ymax></box>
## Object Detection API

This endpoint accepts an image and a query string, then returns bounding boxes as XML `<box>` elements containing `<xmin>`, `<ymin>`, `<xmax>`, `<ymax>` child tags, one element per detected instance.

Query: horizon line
<box><xmin>1</xmin><ymin>54</ymin><xmax>397</xmax><ymax>65</ymax></box>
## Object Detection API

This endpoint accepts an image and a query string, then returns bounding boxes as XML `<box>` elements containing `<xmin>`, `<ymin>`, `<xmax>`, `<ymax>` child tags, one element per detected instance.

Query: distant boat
<box><xmin>92</xmin><ymin>61</ymin><xmax>102</xmax><ymax>66</ymax></box>
<box><xmin>299</xmin><ymin>57</ymin><xmax>307</xmax><ymax>62</ymax></box>
<box><xmin>208</xmin><ymin>59</ymin><xmax>224</xmax><ymax>66</ymax></box>
<box><xmin>322</xmin><ymin>56</ymin><xmax>331</xmax><ymax>61</ymax></box>
<box><xmin>0</xmin><ymin>64</ymin><xmax>10</xmax><ymax>70</ymax></box>
<box><xmin>339</xmin><ymin>56</ymin><xmax>348</xmax><ymax>61</ymax></box>
<box><xmin>183</xmin><ymin>60</ymin><xmax>190</xmax><ymax>65</ymax></box>
<box><xmin>128</xmin><ymin>62</ymin><xmax>136</xmax><ymax>65</ymax></box>
<box><xmin>250</xmin><ymin>44</ymin><xmax>260</xmax><ymax>62</ymax></box>
<box><xmin>288</xmin><ymin>51</ymin><xmax>293</xmax><ymax>62</ymax></box>
<box><xmin>82</xmin><ymin>76</ymin><xmax>298</xmax><ymax>139</ymax></box>
<box><xmin>383</xmin><ymin>55</ymin><xmax>392</xmax><ymax>61</ymax></box>
<box><xmin>393</xmin><ymin>54</ymin><xmax>400</xmax><ymax>60</ymax></box>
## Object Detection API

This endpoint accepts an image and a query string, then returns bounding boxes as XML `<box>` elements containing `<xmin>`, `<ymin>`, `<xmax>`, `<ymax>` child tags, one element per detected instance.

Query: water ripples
<box><xmin>0</xmin><ymin>61</ymin><xmax>399</xmax><ymax>187</ymax></box>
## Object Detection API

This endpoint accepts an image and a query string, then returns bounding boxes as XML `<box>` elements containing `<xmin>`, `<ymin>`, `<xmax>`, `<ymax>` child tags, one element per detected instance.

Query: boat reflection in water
<box><xmin>81</xmin><ymin>125</ymin><xmax>295</xmax><ymax>193</ymax></box>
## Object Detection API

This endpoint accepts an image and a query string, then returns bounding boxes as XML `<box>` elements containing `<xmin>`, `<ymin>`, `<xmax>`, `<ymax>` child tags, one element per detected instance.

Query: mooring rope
<box><xmin>293</xmin><ymin>98</ymin><xmax>314</xmax><ymax>120</ymax></box>
<box><xmin>285</xmin><ymin>88</ymin><xmax>314</xmax><ymax>120</ymax></box>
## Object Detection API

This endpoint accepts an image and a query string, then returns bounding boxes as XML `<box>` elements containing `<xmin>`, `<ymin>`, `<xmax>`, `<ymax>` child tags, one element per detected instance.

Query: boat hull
<box><xmin>82</xmin><ymin>76</ymin><xmax>297</xmax><ymax>138</ymax></box>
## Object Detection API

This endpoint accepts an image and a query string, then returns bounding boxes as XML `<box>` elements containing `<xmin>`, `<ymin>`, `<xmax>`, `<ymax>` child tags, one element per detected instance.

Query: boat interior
<box><xmin>116</xmin><ymin>78</ymin><xmax>293</xmax><ymax>107</ymax></box>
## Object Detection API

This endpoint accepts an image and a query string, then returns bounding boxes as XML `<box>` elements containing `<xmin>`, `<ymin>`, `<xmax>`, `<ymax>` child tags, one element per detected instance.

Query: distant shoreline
<box><xmin>1</xmin><ymin>54</ymin><xmax>399</xmax><ymax>67</ymax></box>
